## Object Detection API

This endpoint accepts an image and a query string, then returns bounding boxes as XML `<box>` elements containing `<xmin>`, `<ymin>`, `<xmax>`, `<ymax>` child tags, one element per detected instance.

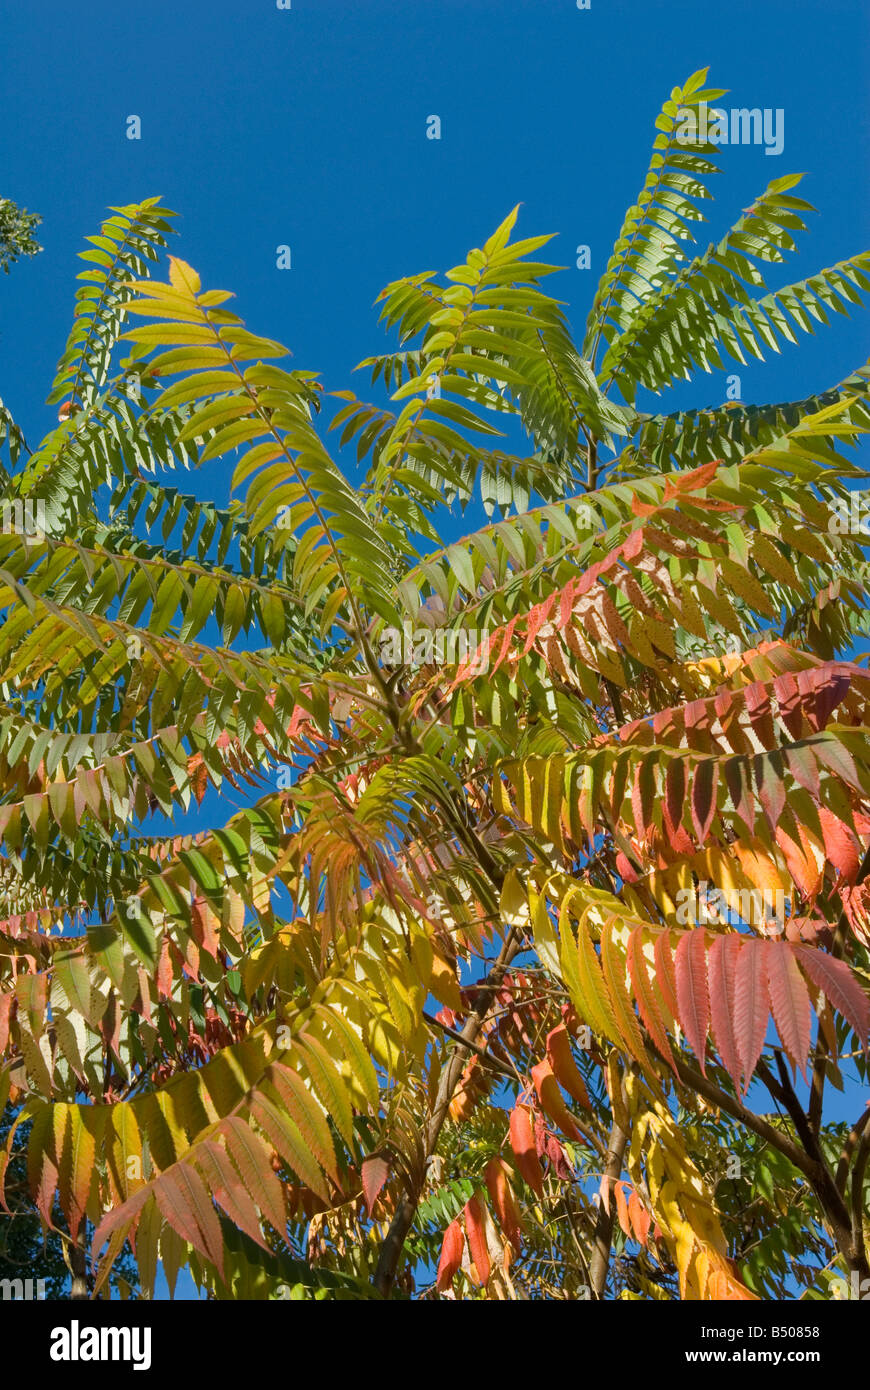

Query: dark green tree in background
<box><xmin>0</xmin><ymin>1103</ymin><xmax>140</xmax><ymax>1299</ymax></box>
<box><xmin>0</xmin><ymin>198</ymin><xmax>41</xmax><ymax>276</ymax></box>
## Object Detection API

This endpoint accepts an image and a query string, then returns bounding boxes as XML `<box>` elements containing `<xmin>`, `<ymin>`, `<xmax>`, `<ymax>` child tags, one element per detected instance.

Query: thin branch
<box><xmin>588</xmin><ymin>1093</ymin><xmax>629</xmax><ymax>1299</ymax></box>
<box><xmin>373</xmin><ymin>923</ymin><xmax>524</xmax><ymax>1298</ymax></box>
<box><xmin>850</xmin><ymin>1129</ymin><xmax>869</xmax><ymax>1272</ymax></box>
<box><xmin>836</xmin><ymin>1105</ymin><xmax>870</xmax><ymax>1196</ymax></box>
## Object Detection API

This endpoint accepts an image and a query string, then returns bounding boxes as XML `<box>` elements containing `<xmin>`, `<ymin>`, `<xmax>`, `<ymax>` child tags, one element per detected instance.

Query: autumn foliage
<box><xmin>0</xmin><ymin>71</ymin><xmax>869</xmax><ymax>1301</ymax></box>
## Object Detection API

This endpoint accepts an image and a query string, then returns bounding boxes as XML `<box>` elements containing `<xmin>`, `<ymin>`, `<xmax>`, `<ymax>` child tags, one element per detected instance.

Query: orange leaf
<box><xmin>436</xmin><ymin>1219</ymin><xmax>464</xmax><ymax>1292</ymax></box>
<box><xmin>628</xmin><ymin>1190</ymin><xmax>651</xmax><ymax>1246</ymax></box>
<box><xmin>463</xmin><ymin>1192</ymin><xmax>491</xmax><ymax>1285</ymax></box>
<box><xmin>545</xmin><ymin>1025</ymin><xmax>591</xmax><ymax>1109</ymax></box>
<box><xmin>508</xmin><ymin>1104</ymin><xmax>544</xmax><ymax>1196</ymax></box>
<box><xmin>614</xmin><ymin>1181</ymin><xmax>632</xmax><ymax>1237</ymax></box>
<box><xmin>675</xmin><ymin>929</ymin><xmax>710</xmax><ymax>1073</ymax></box>
<box><xmin>484</xmin><ymin>1157</ymin><xmax>523</xmax><ymax>1252</ymax></box>
<box><xmin>531</xmin><ymin>1059</ymin><xmax>583</xmax><ymax>1141</ymax></box>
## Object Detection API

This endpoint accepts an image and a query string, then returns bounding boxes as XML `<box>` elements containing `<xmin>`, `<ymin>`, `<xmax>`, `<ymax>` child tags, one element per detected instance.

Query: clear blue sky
<box><xmin>1</xmin><ymin>0</ymin><xmax>868</xmax><ymax>1298</ymax></box>
<box><xmin>2</xmin><ymin>0</ymin><xmax>869</xmax><ymax>458</ymax></box>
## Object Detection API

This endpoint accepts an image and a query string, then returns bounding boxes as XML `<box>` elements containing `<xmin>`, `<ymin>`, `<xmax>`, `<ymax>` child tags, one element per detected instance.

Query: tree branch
<box><xmin>588</xmin><ymin>1103</ymin><xmax>628</xmax><ymax>1298</ymax></box>
<box><xmin>372</xmin><ymin>924</ymin><xmax>524</xmax><ymax>1298</ymax></box>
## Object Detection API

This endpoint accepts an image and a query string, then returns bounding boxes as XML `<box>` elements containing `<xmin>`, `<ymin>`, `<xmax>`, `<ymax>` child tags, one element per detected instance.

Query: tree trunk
<box><xmin>69</xmin><ymin>1232</ymin><xmax>88</xmax><ymax>1300</ymax></box>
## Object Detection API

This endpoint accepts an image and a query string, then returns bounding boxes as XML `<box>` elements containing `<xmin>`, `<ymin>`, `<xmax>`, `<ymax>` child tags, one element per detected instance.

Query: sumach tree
<box><xmin>0</xmin><ymin>72</ymin><xmax>869</xmax><ymax>1301</ymax></box>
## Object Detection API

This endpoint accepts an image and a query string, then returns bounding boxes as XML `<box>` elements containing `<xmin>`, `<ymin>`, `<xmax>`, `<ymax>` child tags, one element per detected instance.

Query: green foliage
<box><xmin>0</xmin><ymin>200</ymin><xmax>41</xmax><ymax>275</ymax></box>
<box><xmin>0</xmin><ymin>1103</ymin><xmax>139</xmax><ymax>1299</ymax></box>
<box><xmin>0</xmin><ymin>73</ymin><xmax>868</xmax><ymax>1303</ymax></box>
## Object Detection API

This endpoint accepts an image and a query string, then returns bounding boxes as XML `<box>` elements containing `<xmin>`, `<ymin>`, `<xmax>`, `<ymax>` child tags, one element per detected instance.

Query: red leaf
<box><xmin>221</xmin><ymin>1116</ymin><xmax>289</xmax><ymax>1234</ymax></box>
<box><xmin>489</xmin><ymin>618</ymin><xmax>518</xmax><ymax>676</ymax></box>
<box><xmin>792</xmin><ymin>945</ymin><xmax>870</xmax><ymax>1047</ymax></box>
<box><xmin>774</xmin><ymin>824</ymin><xmax>822</xmax><ymax>900</ymax></box>
<box><xmin>188</xmin><ymin>753</ymin><xmax>209</xmax><ymax>806</ymax></box>
<box><xmin>555</xmin><ymin>577</ymin><xmax>577</xmax><ymax>628</ymax></box>
<box><xmin>522</xmin><ymin>597</ymin><xmax>556</xmax><ymax>655</ymax></box>
<box><xmin>763</xmin><ymin>941</ymin><xmax>812</xmax><ymax>1081</ymax></box>
<box><xmin>361</xmin><ymin>1154</ymin><xmax>390</xmax><ymax>1215</ymax></box>
<box><xmin>628</xmin><ymin>1190</ymin><xmax>651</xmax><ymax>1246</ymax></box>
<box><xmin>191</xmin><ymin>896</ymin><xmax>220</xmax><ymax>960</ymax></box>
<box><xmin>533</xmin><ymin>1108</ymin><xmax>547</xmax><ymax>1159</ymax></box>
<box><xmin>484</xmin><ymin>1158</ymin><xmax>523</xmax><ymax>1252</ymax></box>
<box><xmin>545</xmin><ymin>1025</ymin><xmax>591</xmax><ymax>1108</ymax></box>
<box><xmin>690</xmin><ymin>758</ymin><xmax>718</xmax><ymax>844</ymax></box>
<box><xmin>807</xmin><ymin>670</ymin><xmax>851</xmax><ymax>731</ymax></box>
<box><xmin>197</xmin><ymin>1142</ymin><xmax>270</xmax><ymax>1251</ymax></box>
<box><xmin>623</xmin><ymin>525</ymin><xmax>645</xmax><ymax>559</ymax></box>
<box><xmin>724</xmin><ymin>756</ymin><xmax>755</xmax><ymax>832</ymax></box>
<box><xmin>675</xmin><ymin>930</ymin><xmax>710</xmax><ymax>1072</ymax></box>
<box><xmin>734</xmin><ymin>938</ymin><xmax>770</xmax><ymax>1090</ymax></box>
<box><xmin>664</xmin><ymin>459</ymin><xmax>721</xmax><ymax>493</ymax></box>
<box><xmin>156</xmin><ymin>936</ymin><xmax>173</xmax><ymax>999</ymax></box>
<box><xmin>463</xmin><ymin>1192</ymin><xmax>491</xmax><ymax>1285</ymax></box>
<box><xmin>631</xmin><ymin>760</ymin><xmax>654</xmax><ymax>839</ymax></box>
<box><xmin>454</xmin><ymin>633</ymin><xmax>493</xmax><ymax>684</ymax></box>
<box><xmin>817</xmin><ymin>806</ymin><xmax>860</xmax><ymax>884</ymax></box>
<box><xmin>631</xmin><ymin>495</ymin><xmax>658</xmax><ymax>518</ymax></box>
<box><xmin>531</xmin><ymin>1059</ymin><xmax>583</xmax><ymax>1141</ymax></box>
<box><xmin>154</xmin><ymin>1167</ymin><xmax>225</xmax><ymax>1277</ymax></box>
<box><xmin>772</xmin><ymin>672</ymin><xmax>804</xmax><ymax>740</ymax></box>
<box><xmin>708</xmin><ymin>934</ymin><xmax>743</xmax><ymax>1091</ymax></box>
<box><xmin>615</xmin><ymin>850</ymin><xmax>640</xmax><ymax>884</ymax></box>
<box><xmin>436</xmin><ymin>1219</ymin><xmax>464</xmax><ymax>1292</ymax></box>
<box><xmin>91</xmin><ymin>1185</ymin><xmax>151</xmax><ymax>1262</ymax></box>
<box><xmin>666</xmin><ymin>758</ymin><xmax>686</xmax><ymax>835</ymax></box>
<box><xmin>744</xmin><ymin>682</ymin><xmax>775</xmax><ymax>748</ymax></box>
<box><xmin>508</xmin><ymin>1104</ymin><xmax>544</xmax><ymax>1196</ymax></box>
<box><xmin>683</xmin><ymin>698</ymin><xmax>708</xmax><ymax>733</ymax></box>
<box><xmin>614</xmin><ymin>1181</ymin><xmax>631</xmax><ymax>1237</ymax></box>
<box><xmin>546</xmin><ymin>1134</ymin><xmax>573</xmax><ymax>1181</ymax></box>
<box><xmin>0</xmin><ymin>994</ymin><xmax>10</xmax><ymax>1054</ymax></box>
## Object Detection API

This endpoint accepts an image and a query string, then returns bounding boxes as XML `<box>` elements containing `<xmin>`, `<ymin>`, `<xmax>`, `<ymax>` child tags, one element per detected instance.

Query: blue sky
<box><xmin>1</xmin><ymin>0</ymin><xmax>869</xmax><ymax>1298</ymax></box>
<box><xmin>2</xmin><ymin>0</ymin><xmax>869</xmax><ymax>458</ymax></box>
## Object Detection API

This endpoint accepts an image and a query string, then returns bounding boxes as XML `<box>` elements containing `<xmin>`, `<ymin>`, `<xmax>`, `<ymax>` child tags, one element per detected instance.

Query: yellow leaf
<box><xmin>430</xmin><ymin>952</ymin><xmax>462</xmax><ymax>1012</ymax></box>
<box><xmin>168</xmin><ymin>256</ymin><xmax>202</xmax><ymax>297</ymax></box>
<box><xmin>675</xmin><ymin>1218</ymin><xmax>696</xmax><ymax>1300</ymax></box>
